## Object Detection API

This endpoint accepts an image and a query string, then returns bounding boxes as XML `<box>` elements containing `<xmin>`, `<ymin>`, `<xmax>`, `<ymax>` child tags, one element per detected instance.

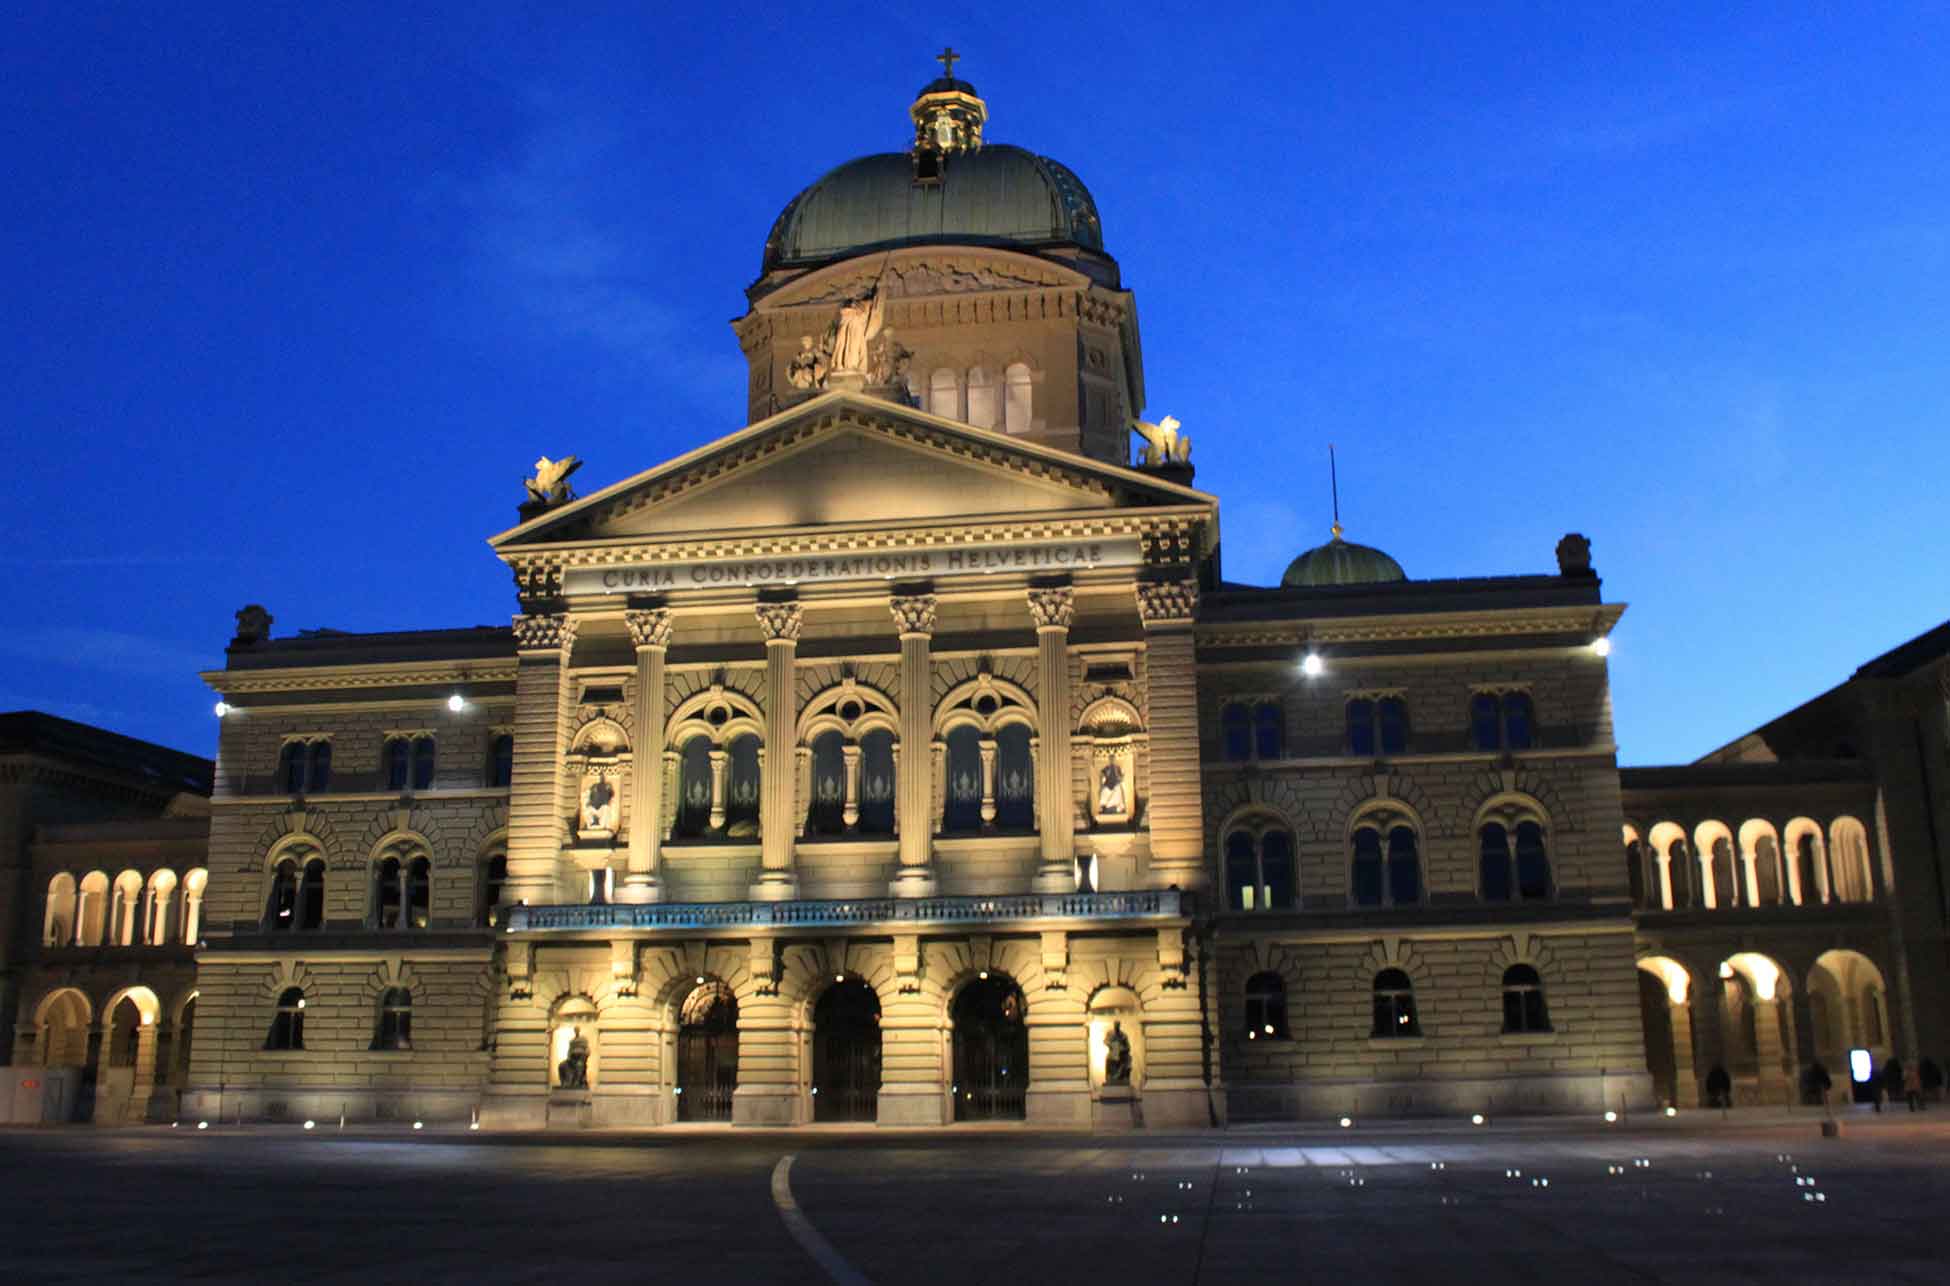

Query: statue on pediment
<box><xmin>828</xmin><ymin>289</ymin><xmax>885</xmax><ymax>376</ymax></box>
<box><xmin>525</xmin><ymin>455</ymin><xmax>582</xmax><ymax>506</ymax></box>
<box><xmin>1132</xmin><ymin>415</ymin><xmax>1190</xmax><ymax>467</ymax></box>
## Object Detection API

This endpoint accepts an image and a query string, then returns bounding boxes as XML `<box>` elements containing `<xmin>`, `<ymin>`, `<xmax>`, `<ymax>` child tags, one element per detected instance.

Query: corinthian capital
<box><xmin>512</xmin><ymin>613</ymin><xmax>577</xmax><ymax>652</ymax></box>
<box><xmin>1026</xmin><ymin>586</ymin><xmax>1075</xmax><ymax>631</ymax></box>
<box><xmin>889</xmin><ymin>593</ymin><xmax>938</xmax><ymax>638</ymax></box>
<box><xmin>755</xmin><ymin>601</ymin><xmax>804</xmax><ymax>643</ymax></box>
<box><xmin>1134</xmin><ymin>579</ymin><xmax>1198</xmax><ymax>627</ymax></box>
<box><xmin>624</xmin><ymin>608</ymin><xmax>674</xmax><ymax>650</ymax></box>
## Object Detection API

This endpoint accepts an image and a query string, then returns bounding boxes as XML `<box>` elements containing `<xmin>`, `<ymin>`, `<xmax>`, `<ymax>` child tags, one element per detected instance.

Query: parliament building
<box><xmin>10</xmin><ymin>65</ymin><xmax>1944</xmax><ymax>1129</ymax></box>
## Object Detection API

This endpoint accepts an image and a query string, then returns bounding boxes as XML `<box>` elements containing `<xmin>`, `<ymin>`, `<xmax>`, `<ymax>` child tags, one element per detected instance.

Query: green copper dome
<box><xmin>761</xmin><ymin>145</ymin><xmax>1105</xmax><ymax>274</ymax></box>
<box><xmin>1281</xmin><ymin>531</ymin><xmax>1407</xmax><ymax>588</ymax></box>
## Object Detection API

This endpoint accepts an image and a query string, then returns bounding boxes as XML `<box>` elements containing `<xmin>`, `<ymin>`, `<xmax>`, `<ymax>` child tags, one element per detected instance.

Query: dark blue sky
<box><xmin>5</xmin><ymin>4</ymin><xmax>1945</xmax><ymax>766</ymax></box>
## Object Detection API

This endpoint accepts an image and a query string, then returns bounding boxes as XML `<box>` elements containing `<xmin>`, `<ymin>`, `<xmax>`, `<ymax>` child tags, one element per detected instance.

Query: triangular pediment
<box><xmin>491</xmin><ymin>392</ymin><xmax>1209</xmax><ymax>551</ymax></box>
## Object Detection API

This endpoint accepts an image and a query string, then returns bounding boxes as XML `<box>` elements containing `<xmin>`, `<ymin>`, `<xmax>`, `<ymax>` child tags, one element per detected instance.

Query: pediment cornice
<box><xmin>1198</xmin><ymin>603</ymin><xmax>1626</xmax><ymax>649</ymax></box>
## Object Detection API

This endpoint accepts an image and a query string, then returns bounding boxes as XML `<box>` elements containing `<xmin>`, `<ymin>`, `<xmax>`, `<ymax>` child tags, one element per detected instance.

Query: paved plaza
<box><xmin>4</xmin><ymin>1110</ymin><xmax>1948</xmax><ymax>1284</ymax></box>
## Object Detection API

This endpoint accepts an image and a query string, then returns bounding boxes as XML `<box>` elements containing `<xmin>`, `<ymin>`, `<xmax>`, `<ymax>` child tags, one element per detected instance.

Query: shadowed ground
<box><xmin>3</xmin><ymin>1110</ymin><xmax>1946</xmax><ymax>1284</ymax></box>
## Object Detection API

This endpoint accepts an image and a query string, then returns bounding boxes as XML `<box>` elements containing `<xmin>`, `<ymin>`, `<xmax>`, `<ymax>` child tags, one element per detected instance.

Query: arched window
<box><xmin>373</xmin><ymin>857</ymin><xmax>402</xmax><ymax>929</ymax></box>
<box><xmin>1353</xmin><ymin>821</ymin><xmax>1421</xmax><ymax>906</ymax></box>
<box><xmin>994</xmin><ymin>723</ymin><xmax>1035</xmax><ymax>830</ymax></box>
<box><xmin>808</xmin><ymin>730</ymin><xmax>846</xmax><ymax>836</ymax></box>
<box><xmin>965</xmin><ymin>366</ymin><xmax>998</xmax><ymax>429</ymax></box>
<box><xmin>1470</xmin><ymin>692</ymin><xmax>1534</xmax><ymax>751</ymax></box>
<box><xmin>1708</xmin><ymin>837</ymin><xmax>1739</xmax><ymax>909</ymax></box>
<box><xmin>1244</xmin><ymin>972</ymin><xmax>1289</xmax><ymax>1039</ymax></box>
<box><xmin>76</xmin><ymin>870</ymin><xmax>109</xmax><ymax>945</ymax></box>
<box><xmin>44</xmin><ymin>873</ymin><xmax>76</xmax><ymax>946</ymax></box>
<box><xmin>724</xmin><ymin>734</ymin><xmax>761</xmax><ymax>835</ymax></box>
<box><xmin>1388</xmin><ymin>827</ymin><xmax>1421</xmax><ymax>905</ymax></box>
<box><xmin>943</xmin><ymin>725</ymin><xmax>983</xmax><ymax>832</ymax></box>
<box><xmin>1352</xmin><ymin>827</ymin><xmax>1384</xmax><ymax>906</ymax></box>
<box><xmin>1624</xmin><ymin>839</ymin><xmax>1648</xmax><ymax>908</ymax></box>
<box><xmin>1480</xmin><ymin>824</ymin><xmax>1514</xmax><ymax>902</ymax></box>
<box><xmin>385</xmin><ymin>735</ymin><xmax>436</xmax><ymax>792</ymax></box>
<box><xmin>674</xmin><ymin>735</ymin><xmax>713</xmax><ymax>838</ymax></box>
<box><xmin>1481</xmin><ymin>820</ymin><xmax>1551</xmax><ymax>902</ymax></box>
<box><xmin>266</xmin><ymin>987</ymin><xmax>305</xmax><ymax>1051</ymax></box>
<box><xmin>858</xmin><ymin>728</ymin><xmax>896</xmax><ymax>835</ymax></box>
<box><xmin>1220</xmin><ymin>704</ymin><xmax>1251</xmax><ymax>761</ymax></box>
<box><xmin>1372</xmin><ymin>969</ymin><xmax>1420</xmax><ymax>1038</ymax></box>
<box><xmin>299</xmin><ymin>858</ymin><xmax>325</xmax><ymax>929</ymax></box>
<box><xmin>1794</xmin><ymin>832</ymin><xmax>1825</xmax><ymax>905</ymax></box>
<box><xmin>144</xmin><ymin>869</ymin><xmax>179</xmax><ymax>944</ymax></box>
<box><xmin>182</xmin><ymin>867</ymin><xmax>208</xmax><ymax>944</ymax></box>
<box><xmin>1666</xmin><ymin>838</ymin><xmax>1697</xmax><ymax>908</ymax></box>
<box><xmin>405</xmin><ymin>856</ymin><xmax>431</xmax><ymax>929</ymax></box>
<box><xmin>1253</xmin><ymin>702</ymin><xmax>1285</xmax><ymax>760</ymax></box>
<box><xmin>1224</xmin><ymin>824</ymin><xmax>1297</xmax><ymax>911</ymax></box>
<box><xmin>1752</xmin><ymin>835</ymin><xmax>1783</xmax><ymax>906</ymax></box>
<box><xmin>477</xmin><ymin>852</ymin><xmax>507</xmax><ymax>927</ymax></box>
<box><xmin>1501</xmin><ymin>964</ymin><xmax>1551</xmax><ymax>1033</ymax></box>
<box><xmin>1830</xmin><ymin>819</ymin><xmax>1873</xmax><ymax>903</ymax></box>
<box><xmin>1003</xmin><ymin>362</ymin><xmax>1032</xmax><ymax>433</ymax></box>
<box><xmin>279</xmin><ymin>739</ymin><xmax>330</xmax><ymax>793</ymax></box>
<box><xmin>487</xmin><ymin>734</ymin><xmax>514</xmax><ymax>788</ymax></box>
<box><xmin>372</xmin><ymin>987</ymin><xmax>412</xmax><ymax>1051</ymax></box>
<box><xmin>929</xmin><ymin>367</ymin><xmax>960</xmax><ymax>420</ymax></box>
<box><xmin>110</xmin><ymin>871</ymin><xmax>142</xmax><ymax>945</ymax></box>
<box><xmin>265</xmin><ymin>859</ymin><xmax>299</xmax><ymax>930</ymax></box>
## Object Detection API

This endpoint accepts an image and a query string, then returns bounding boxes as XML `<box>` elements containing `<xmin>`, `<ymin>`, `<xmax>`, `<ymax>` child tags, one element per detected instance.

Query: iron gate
<box><xmin>813</xmin><ymin>980</ymin><xmax>882</xmax><ymax>1122</ymax></box>
<box><xmin>677</xmin><ymin>984</ymin><xmax>738</xmax><ymax>1122</ymax></box>
<box><xmin>952</xmin><ymin>975</ymin><xmax>1028</xmax><ymax>1121</ymax></box>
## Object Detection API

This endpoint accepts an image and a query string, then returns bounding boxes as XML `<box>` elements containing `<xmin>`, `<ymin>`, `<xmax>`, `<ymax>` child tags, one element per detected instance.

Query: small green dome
<box><xmin>761</xmin><ymin>145</ymin><xmax>1104</xmax><ymax>274</ymax></box>
<box><xmin>1282</xmin><ymin>531</ymin><xmax>1407</xmax><ymax>588</ymax></box>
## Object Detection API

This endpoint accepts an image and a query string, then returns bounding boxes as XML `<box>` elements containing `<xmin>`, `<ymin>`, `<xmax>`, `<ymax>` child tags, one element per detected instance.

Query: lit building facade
<box><xmin>17</xmin><ymin>67</ymin><xmax>1938</xmax><ymax>1127</ymax></box>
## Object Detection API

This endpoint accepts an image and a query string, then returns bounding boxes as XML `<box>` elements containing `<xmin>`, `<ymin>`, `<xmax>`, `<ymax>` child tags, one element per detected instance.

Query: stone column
<box><xmin>506</xmin><ymin>614</ymin><xmax>578</xmax><ymax>907</ymax></box>
<box><xmin>1668</xmin><ymin>1001</ymin><xmax>1701</xmax><ymax>1107</ymax></box>
<box><xmin>1753</xmin><ymin>997</ymin><xmax>1792</xmax><ymax>1105</ymax></box>
<box><xmin>890</xmin><ymin>594</ymin><xmax>938</xmax><ymax>897</ymax></box>
<box><xmin>842</xmin><ymin>743</ymin><xmax>862</xmax><ymax>831</ymax></box>
<box><xmin>752</xmin><ymin>602</ymin><xmax>802</xmax><ymax>901</ymax></box>
<box><xmin>1791</xmin><ymin>985</ymin><xmax>1820</xmax><ymax>1097</ymax></box>
<box><xmin>1136</xmin><ymin>580</ymin><xmax>1205</xmax><ymax>888</ymax></box>
<box><xmin>1029</xmin><ymin>587</ymin><xmax>1077</xmax><ymax>893</ymax></box>
<box><xmin>1655</xmin><ymin>851</ymin><xmax>1675</xmax><ymax>910</ymax></box>
<box><xmin>619</xmin><ymin>608</ymin><xmax>672</xmax><ymax>904</ymax></box>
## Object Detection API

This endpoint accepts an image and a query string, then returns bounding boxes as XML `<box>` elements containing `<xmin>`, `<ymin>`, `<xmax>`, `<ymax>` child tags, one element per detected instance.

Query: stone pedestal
<box><xmin>732</xmin><ymin>1085</ymin><xmax>804</xmax><ymax>1126</ymax></box>
<box><xmin>546</xmin><ymin>1089</ymin><xmax>594</xmax><ymax>1129</ymax></box>
<box><xmin>1093</xmin><ymin>1085</ymin><xmax>1140</xmax><ymax>1130</ymax></box>
<box><xmin>876</xmin><ymin>1085</ymin><xmax>948</xmax><ymax>1126</ymax></box>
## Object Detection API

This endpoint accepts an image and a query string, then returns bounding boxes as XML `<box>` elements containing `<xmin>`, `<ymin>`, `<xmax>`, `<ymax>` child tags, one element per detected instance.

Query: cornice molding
<box><xmin>203</xmin><ymin>659</ymin><xmax>518</xmax><ymax>696</ymax></box>
<box><xmin>1198</xmin><ymin>603</ymin><xmax>1626</xmax><ymax>648</ymax></box>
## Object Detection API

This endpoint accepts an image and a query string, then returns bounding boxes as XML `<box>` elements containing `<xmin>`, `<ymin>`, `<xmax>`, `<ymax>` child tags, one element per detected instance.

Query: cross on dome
<box><xmin>936</xmin><ymin>46</ymin><xmax>960</xmax><ymax>78</ymax></box>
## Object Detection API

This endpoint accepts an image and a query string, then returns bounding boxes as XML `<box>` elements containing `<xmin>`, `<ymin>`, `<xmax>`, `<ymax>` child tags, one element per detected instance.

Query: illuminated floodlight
<box><xmin>1301</xmin><ymin>653</ymin><xmax>1324</xmax><ymax>678</ymax></box>
<box><xmin>303</xmin><ymin>1120</ymin><xmax>315</xmax><ymax>1131</ymax></box>
<box><xmin>835</xmin><ymin>974</ymin><xmax>845</xmax><ymax>983</ymax></box>
<box><xmin>1471</xmin><ymin>1113</ymin><xmax>1485</xmax><ymax>1126</ymax></box>
<box><xmin>1604</xmin><ymin>1110</ymin><xmax>1618</xmax><ymax>1123</ymax></box>
<box><xmin>1339</xmin><ymin>1116</ymin><xmax>1352</xmax><ymax>1129</ymax></box>
<box><xmin>413</xmin><ymin>1121</ymin><xmax>424</xmax><ymax>1130</ymax></box>
<box><xmin>197</xmin><ymin>1121</ymin><xmax>209</xmax><ymax>1130</ymax></box>
<box><xmin>1590</xmin><ymin>638</ymin><xmax>1612</xmax><ymax>658</ymax></box>
<box><xmin>213</xmin><ymin>701</ymin><xmax>231</xmax><ymax>718</ymax></box>
<box><xmin>1664</xmin><ymin>1106</ymin><xmax>1677</xmax><ymax>1117</ymax></box>
<box><xmin>447</xmin><ymin>694</ymin><xmax>465</xmax><ymax>713</ymax></box>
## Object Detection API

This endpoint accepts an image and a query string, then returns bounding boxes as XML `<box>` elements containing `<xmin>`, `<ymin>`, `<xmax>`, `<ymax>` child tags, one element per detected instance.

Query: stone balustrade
<box><xmin>505</xmin><ymin>889</ymin><xmax>1185</xmax><ymax>934</ymax></box>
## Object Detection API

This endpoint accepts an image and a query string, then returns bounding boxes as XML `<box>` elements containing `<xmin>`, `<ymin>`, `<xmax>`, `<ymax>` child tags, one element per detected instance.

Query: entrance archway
<box><xmin>1637</xmin><ymin>969</ymin><xmax>1679</xmax><ymax>1105</ymax></box>
<box><xmin>677</xmin><ymin>981</ymin><xmax>738</xmax><ymax>1122</ymax></box>
<box><xmin>952</xmin><ymin>974</ymin><xmax>1027</xmax><ymax>1122</ymax></box>
<box><xmin>812</xmin><ymin>979</ymin><xmax>881</xmax><ymax>1122</ymax></box>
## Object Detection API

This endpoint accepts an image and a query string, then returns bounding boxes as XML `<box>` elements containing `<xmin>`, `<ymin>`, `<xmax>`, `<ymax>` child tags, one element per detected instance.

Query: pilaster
<box><xmin>619</xmin><ymin>608</ymin><xmax>672</xmax><ymax>904</ymax></box>
<box><xmin>1136</xmin><ymin>580</ymin><xmax>1204</xmax><ymax>886</ymax></box>
<box><xmin>1028</xmin><ymin>586</ymin><xmax>1076</xmax><ymax>893</ymax></box>
<box><xmin>506</xmin><ymin>613</ymin><xmax>578</xmax><ymax>906</ymax></box>
<box><xmin>890</xmin><ymin>594</ymin><xmax>938</xmax><ymax>897</ymax></box>
<box><xmin>753</xmin><ymin>602</ymin><xmax>802</xmax><ymax>900</ymax></box>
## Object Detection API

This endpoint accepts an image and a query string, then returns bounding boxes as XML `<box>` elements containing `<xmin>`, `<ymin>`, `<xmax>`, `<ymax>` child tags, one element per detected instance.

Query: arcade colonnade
<box><xmin>13</xmin><ymin>983</ymin><xmax>198</xmax><ymax>1124</ymax></box>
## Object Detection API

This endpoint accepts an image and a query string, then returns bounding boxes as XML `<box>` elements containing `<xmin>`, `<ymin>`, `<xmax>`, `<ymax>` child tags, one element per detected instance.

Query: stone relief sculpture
<box><xmin>1131</xmin><ymin>415</ymin><xmax>1190</xmax><ymax>467</ymax></box>
<box><xmin>1102</xmin><ymin>1021</ymin><xmax>1132</xmax><ymax>1086</ymax></box>
<box><xmin>525</xmin><ymin>455</ymin><xmax>582</xmax><ymax>506</ymax></box>
<box><xmin>582</xmin><ymin>778</ymin><xmax>617</xmax><ymax>833</ymax></box>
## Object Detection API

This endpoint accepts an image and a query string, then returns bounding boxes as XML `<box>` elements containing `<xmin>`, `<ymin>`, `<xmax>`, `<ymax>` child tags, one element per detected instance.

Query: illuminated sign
<box><xmin>568</xmin><ymin>537</ymin><xmax>1143</xmax><ymax>595</ymax></box>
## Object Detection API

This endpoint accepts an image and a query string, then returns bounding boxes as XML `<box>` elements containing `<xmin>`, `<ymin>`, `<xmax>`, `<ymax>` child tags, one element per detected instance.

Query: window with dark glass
<box><xmin>943</xmin><ymin>726</ymin><xmax>983</xmax><ymax>833</ymax></box>
<box><xmin>1352</xmin><ymin>827</ymin><xmax>1385</xmax><ymax>907</ymax></box>
<box><xmin>1514</xmin><ymin>821</ymin><xmax>1551</xmax><ymax>900</ymax></box>
<box><xmin>1387</xmin><ymin>827</ymin><xmax>1421</xmax><ymax>905</ymax></box>
<box><xmin>1253</xmin><ymin>702</ymin><xmax>1285</xmax><ymax>760</ymax></box>
<box><xmin>994</xmin><ymin>724</ymin><xmax>1035</xmax><ymax>830</ymax></box>
<box><xmin>1501</xmin><ymin>964</ymin><xmax>1550</xmax><ymax>1033</ymax></box>
<box><xmin>1376</xmin><ymin>697</ymin><xmax>1408</xmax><ymax>755</ymax></box>
<box><xmin>1353</xmin><ymin>824</ymin><xmax>1420</xmax><ymax>907</ymax></box>
<box><xmin>1470</xmin><ymin>694</ymin><xmax>1502</xmax><ymax>751</ymax></box>
<box><xmin>1346</xmin><ymin>698</ymin><xmax>1376</xmax><ymax>756</ymax></box>
<box><xmin>1221</xmin><ymin>703</ymin><xmax>1251</xmax><ymax>762</ymax></box>
<box><xmin>808</xmin><ymin>731</ymin><xmax>847</xmax><ymax>836</ymax></box>
<box><xmin>279</xmin><ymin>739</ymin><xmax>331</xmax><ymax>794</ymax></box>
<box><xmin>308</xmin><ymin>741</ymin><xmax>332</xmax><ymax>791</ymax></box>
<box><xmin>1502</xmin><ymin>693</ymin><xmax>1533</xmax><ymax>750</ymax></box>
<box><xmin>373</xmin><ymin>987</ymin><xmax>412</xmax><ymax>1050</ymax></box>
<box><xmin>1480</xmin><ymin>824</ymin><xmax>1514</xmax><ymax>902</ymax></box>
<box><xmin>1471</xmin><ymin>693</ymin><xmax>1536</xmax><ymax>751</ymax></box>
<box><xmin>281</xmin><ymin>743</ymin><xmax>305</xmax><ymax>794</ymax></box>
<box><xmin>1244</xmin><ymin>972</ymin><xmax>1289</xmax><ymax>1040</ymax></box>
<box><xmin>265</xmin><ymin>860</ymin><xmax>298</xmax><ymax>930</ymax></box>
<box><xmin>477</xmin><ymin>852</ymin><xmax>507</xmax><ymax>927</ymax></box>
<box><xmin>373</xmin><ymin>856</ymin><xmax>402</xmax><ymax>929</ymax></box>
<box><xmin>858</xmin><ymin>729</ymin><xmax>896</xmax><ymax>835</ymax></box>
<box><xmin>405</xmin><ymin>856</ymin><xmax>430</xmax><ymax>929</ymax></box>
<box><xmin>1372</xmin><ymin>969</ymin><xmax>1420</xmax><ymax>1038</ymax></box>
<box><xmin>674</xmin><ymin>736</ymin><xmax>713</xmax><ymax>838</ymax></box>
<box><xmin>488</xmin><ymin>734</ymin><xmax>514</xmax><ymax>788</ymax></box>
<box><xmin>266</xmin><ymin>987</ymin><xmax>306</xmax><ymax>1051</ymax></box>
<box><xmin>411</xmin><ymin>737</ymin><xmax>436</xmax><ymax>791</ymax></box>
<box><xmin>299</xmin><ymin>859</ymin><xmax>325</xmax><ymax>929</ymax></box>
<box><xmin>386</xmin><ymin>737</ymin><xmax>410</xmax><ymax>791</ymax></box>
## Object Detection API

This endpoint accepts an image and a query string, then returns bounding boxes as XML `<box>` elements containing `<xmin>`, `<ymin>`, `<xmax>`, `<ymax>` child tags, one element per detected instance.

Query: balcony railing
<box><xmin>506</xmin><ymin>889</ymin><xmax>1185</xmax><ymax>934</ymax></box>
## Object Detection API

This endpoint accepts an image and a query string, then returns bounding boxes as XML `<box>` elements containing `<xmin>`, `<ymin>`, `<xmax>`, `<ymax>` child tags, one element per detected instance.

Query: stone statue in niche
<box><xmin>557</xmin><ymin>1028</ymin><xmax>590</xmax><ymax>1089</ymax></box>
<box><xmin>1097</xmin><ymin>762</ymin><xmax>1128</xmax><ymax>816</ymax></box>
<box><xmin>1102</xmin><ymin>1022</ymin><xmax>1132</xmax><ymax>1086</ymax></box>
<box><xmin>582</xmin><ymin>777</ymin><xmax>617</xmax><ymax>833</ymax></box>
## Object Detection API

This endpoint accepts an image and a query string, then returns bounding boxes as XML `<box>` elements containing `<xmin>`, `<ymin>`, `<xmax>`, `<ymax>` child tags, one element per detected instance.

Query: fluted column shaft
<box><xmin>620</xmin><ymin>608</ymin><xmax>672</xmax><ymax>904</ymax></box>
<box><xmin>753</xmin><ymin>602</ymin><xmax>802</xmax><ymax>900</ymax></box>
<box><xmin>890</xmin><ymin>594</ymin><xmax>938</xmax><ymax>897</ymax></box>
<box><xmin>1029</xmin><ymin>587</ymin><xmax>1075</xmax><ymax>893</ymax></box>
